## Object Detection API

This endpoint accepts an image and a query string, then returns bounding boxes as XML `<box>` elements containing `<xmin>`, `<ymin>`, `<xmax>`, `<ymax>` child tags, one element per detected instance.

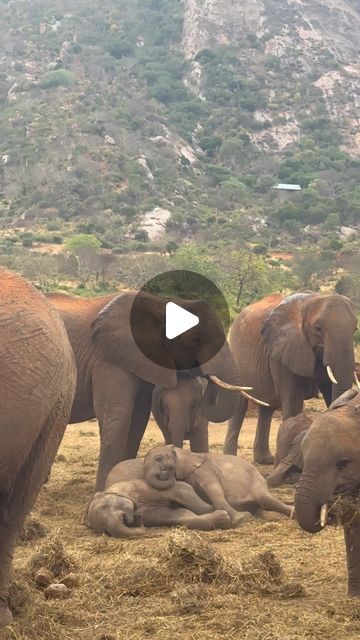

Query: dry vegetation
<box><xmin>4</xmin><ymin>408</ymin><xmax>360</xmax><ymax>640</ymax></box>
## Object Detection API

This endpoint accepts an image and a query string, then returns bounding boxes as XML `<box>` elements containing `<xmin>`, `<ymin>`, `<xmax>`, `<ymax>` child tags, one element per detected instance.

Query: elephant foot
<box><xmin>212</xmin><ymin>510</ymin><xmax>232</xmax><ymax>530</ymax></box>
<box><xmin>348</xmin><ymin>584</ymin><xmax>360</xmax><ymax>597</ymax></box>
<box><xmin>0</xmin><ymin>604</ymin><xmax>12</xmax><ymax>628</ymax></box>
<box><xmin>254</xmin><ymin>452</ymin><xmax>274</xmax><ymax>465</ymax></box>
<box><xmin>231</xmin><ymin>511</ymin><xmax>252</xmax><ymax>528</ymax></box>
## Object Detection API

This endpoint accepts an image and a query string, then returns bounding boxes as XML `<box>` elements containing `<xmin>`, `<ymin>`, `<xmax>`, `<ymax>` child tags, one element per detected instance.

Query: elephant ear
<box><xmin>328</xmin><ymin>388</ymin><xmax>358</xmax><ymax>411</ymax></box>
<box><xmin>261</xmin><ymin>293</ymin><xmax>316</xmax><ymax>378</ymax></box>
<box><xmin>92</xmin><ymin>291</ymin><xmax>177</xmax><ymax>388</ymax></box>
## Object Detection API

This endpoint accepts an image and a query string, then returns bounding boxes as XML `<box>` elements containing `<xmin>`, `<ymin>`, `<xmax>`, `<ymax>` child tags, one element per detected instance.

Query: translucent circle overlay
<box><xmin>130</xmin><ymin>270</ymin><xmax>230</xmax><ymax>370</ymax></box>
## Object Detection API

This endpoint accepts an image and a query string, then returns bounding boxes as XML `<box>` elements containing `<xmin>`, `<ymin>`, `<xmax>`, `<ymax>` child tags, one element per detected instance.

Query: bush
<box><xmin>40</xmin><ymin>70</ymin><xmax>76</xmax><ymax>89</ymax></box>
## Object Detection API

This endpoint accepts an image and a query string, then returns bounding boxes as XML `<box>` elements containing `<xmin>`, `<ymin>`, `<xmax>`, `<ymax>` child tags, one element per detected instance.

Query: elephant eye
<box><xmin>337</xmin><ymin>458</ymin><xmax>350</xmax><ymax>471</ymax></box>
<box><xmin>314</xmin><ymin>324</ymin><xmax>322</xmax><ymax>333</ymax></box>
<box><xmin>155</xmin><ymin>456</ymin><xmax>163</xmax><ymax>463</ymax></box>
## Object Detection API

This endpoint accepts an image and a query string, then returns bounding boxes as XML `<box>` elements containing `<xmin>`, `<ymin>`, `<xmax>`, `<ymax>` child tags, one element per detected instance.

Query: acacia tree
<box><xmin>220</xmin><ymin>250</ymin><xmax>269</xmax><ymax>307</ymax></box>
<box><xmin>64</xmin><ymin>234</ymin><xmax>102</xmax><ymax>287</ymax></box>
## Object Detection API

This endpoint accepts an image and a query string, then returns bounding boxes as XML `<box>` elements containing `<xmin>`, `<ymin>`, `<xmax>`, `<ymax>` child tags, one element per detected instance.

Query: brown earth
<box><xmin>5</xmin><ymin>402</ymin><xmax>360</xmax><ymax>640</ymax></box>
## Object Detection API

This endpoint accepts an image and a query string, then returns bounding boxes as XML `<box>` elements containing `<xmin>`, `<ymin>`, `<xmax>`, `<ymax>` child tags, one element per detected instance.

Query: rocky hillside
<box><xmin>0</xmin><ymin>0</ymin><xmax>359</xmax><ymax>255</ymax></box>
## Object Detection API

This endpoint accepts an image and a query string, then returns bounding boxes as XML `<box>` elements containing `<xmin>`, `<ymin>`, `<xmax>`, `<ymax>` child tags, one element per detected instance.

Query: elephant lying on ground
<box><xmin>47</xmin><ymin>290</ymin><xmax>260</xmax><ymax>490</ymax></box>
<box><xmin>267</xmin><ymin>412</ymin><xmax>312</xmax><ymax>487</ymax></box>
<box><xmin>0</xmin><ymin>268</ymin><xmax>76</xmax><ymax>627</ymax></box>
<box><xmin>225</xmin><ymin>292</ymin><xmax>357</xmax><ymax>464</ymax></box>
<box><xmin>86</xmin><ymin>447</ymin><xmax>231</xmax><ymax>536</ymax></box>
<box><xmin>152</xmin><ymin>374</ymin><xmax>209</xmax><ymax>451</ymax></box>
<box><xmin>104</xmin><ymin>445</ymin><xmax>292</xmax><ymax>531</ymax></box>
<box><xmin>295</xmin><ymin>388</ymin><xmax>360</xmax><ymax>596</ymax></box>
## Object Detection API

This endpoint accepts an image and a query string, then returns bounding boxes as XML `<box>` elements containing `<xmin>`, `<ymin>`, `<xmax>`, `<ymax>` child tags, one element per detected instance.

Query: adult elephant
<box><xmin>47</xmin><ymin>290</ymin><xmax>256</xmax><ymax>490</ymax></box>
<box><xmin>295</xmin><ymin>389</ymin><xmax>360</xmax><ymax>596</ymax></box>
<box><xmin>0</xmin><ymin>268</ymin><xmax>76</xmax><ymax>627</ymax></box>
<box><xmin>224</xmin><ymin>292</ymin><xmax>357</xmax><ymax>464</ymax></box>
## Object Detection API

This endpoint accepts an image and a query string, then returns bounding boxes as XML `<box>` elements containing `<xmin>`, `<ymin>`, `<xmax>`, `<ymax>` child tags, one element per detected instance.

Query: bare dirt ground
<box><xmin>5</xmin><ymin>406</ymin><xmax>360</xmax><ymax>640</ymax></box>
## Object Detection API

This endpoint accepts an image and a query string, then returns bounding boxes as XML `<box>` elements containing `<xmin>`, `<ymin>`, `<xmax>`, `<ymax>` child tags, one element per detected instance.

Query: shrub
<box><xmin>40</xmin><ymin>70</ymin><xmax>76</xmax><ymax>89</ymax></box>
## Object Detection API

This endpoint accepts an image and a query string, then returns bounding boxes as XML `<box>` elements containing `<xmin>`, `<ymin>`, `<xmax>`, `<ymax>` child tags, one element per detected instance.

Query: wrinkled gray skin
<box><xmin>152</xmin><ymin>374</ymin><xmax>209</xmax><ymax>452</ymax></box>
<box><xmin>0</xmin><ymin>268</ymin><xmax>76</xmax><ymax>628</ymax></box>
<box><xmin>48</xmin><ymin>290</ymin><xmax>246</xmax><ymax>490</ymax></box>
<box><xmin>170</xmin><ymin>446</ymin><xmax>292</xmax><ymax>524</ymax></box>
<box><xmin>106</xmin><ymin>445</ymin><xmax>292</xmax><ymax>528</ymax></box>
<box><xmin>295</xmin><ymin>389</ymin><xmax>360</xmax><ymax>596</ymax></box>
<box><xmin>86</xmin><ymin>447</ymin><xmax>231</xmax><ymax>534</ymax></box>
<box><xmin>267</xmin><ymin>412</ymin><xmax>313</xmax><ymax>487</ymax></box>
<box><xmin>225</xmin><ymin>292</ymin><xmax>357</xmax><ymax>464</ymax></box>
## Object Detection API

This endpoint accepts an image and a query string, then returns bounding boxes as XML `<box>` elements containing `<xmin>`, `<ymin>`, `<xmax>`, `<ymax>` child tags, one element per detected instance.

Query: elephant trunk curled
<box><xmin>294</xmin><ymin>468</ymin><xmax>326</xmax><ymax>534</ymax></box>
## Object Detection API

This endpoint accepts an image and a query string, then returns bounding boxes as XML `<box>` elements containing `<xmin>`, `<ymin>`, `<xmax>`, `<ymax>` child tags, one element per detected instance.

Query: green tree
<box><xmin>64</xmin><ymin>234</ymin><xmax>102</xmax><ymax>287</ymax></box>
<box><xmin>221</xmin><ymin>250</ymin><xmax>268</xmax><ymax>307</ymax></box>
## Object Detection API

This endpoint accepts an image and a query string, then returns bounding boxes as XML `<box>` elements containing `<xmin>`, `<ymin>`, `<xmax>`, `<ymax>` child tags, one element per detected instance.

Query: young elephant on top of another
<box><xmin>85</xmin><ymin>446</ymin><xmax>232</xmax><ymax>537</ymax></box>
<box><xmin>86</xmin><ymin>445</ymin><xmax>292</xmax><ymax>537</ymax></box>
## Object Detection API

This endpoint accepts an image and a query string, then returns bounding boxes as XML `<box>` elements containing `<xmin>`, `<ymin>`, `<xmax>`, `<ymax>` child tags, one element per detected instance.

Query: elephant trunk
<box><xmin>294</xmin><ymin>468</ymin><xmax>327</xmax><ymax>534</ymax></box>
<box><xmin>109</xmin><ymin>515</ymin><xmax>146</xmax><ymax>538</ymax></box>
<box><xmin>324</xmin><ymin>336</ymin><xmax>355</xmax><ymax>402</ymax></box>
<box><xmin>199</xmin><ymin>344</ymin><xmax>242</xmax><ymax>423</ymax></box>
<box><xmin>168</xmin><ymin>417</ymin><xmax>187</xmax><ymax>448</ymax></box>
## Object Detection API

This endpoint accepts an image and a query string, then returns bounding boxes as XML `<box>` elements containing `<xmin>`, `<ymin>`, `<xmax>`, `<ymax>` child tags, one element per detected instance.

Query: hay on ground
<box><xmin>29</xmin><ymin>536</ymin><xmax>76</xmax><ymax>577</ymax></box>
<box><xmin>18</xmin><ymin>516</ymin><xmax>47</xmax><ymax>543</ymax></box>
<box><xmin>115</xmin><ymin>529</ymin><xmax>304</xmax><ymax>599</ymax></box>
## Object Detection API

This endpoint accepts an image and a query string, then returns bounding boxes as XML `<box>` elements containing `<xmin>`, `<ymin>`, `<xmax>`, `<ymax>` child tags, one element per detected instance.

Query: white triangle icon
<box><xmin>166</xmin><ymin>302</ymin><xmax>199</xmax><ymax>340</ymax></box>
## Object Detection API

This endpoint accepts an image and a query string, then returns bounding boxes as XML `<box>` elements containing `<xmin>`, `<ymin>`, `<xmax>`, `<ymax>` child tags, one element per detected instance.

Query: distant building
<box><xmin>273</xmin><ymin>183</ymin><xmax>302</xmax><ymax>191</ymax></box>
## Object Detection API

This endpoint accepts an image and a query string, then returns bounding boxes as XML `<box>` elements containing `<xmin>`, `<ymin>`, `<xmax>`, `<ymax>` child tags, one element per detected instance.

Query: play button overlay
<box><xmin>130</xmin><ymin>269</ymin><xmax>230</xmax><ymax>371</ymax></box>
<box><xmin>166</xmin><ymin>302</ymin><xmax>199</xmax><ymax>339</ymax></box>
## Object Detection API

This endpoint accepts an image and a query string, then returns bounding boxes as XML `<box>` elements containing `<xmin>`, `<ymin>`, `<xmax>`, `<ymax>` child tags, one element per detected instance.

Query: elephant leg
<box><xmin>253</xmin><ymin>406</ymin><xmax>275</xmax><ymax>465</ymax></box>
<box><xmin>171</xmin><ymin>481</ymin><xmax>213</xmax><ymax>514</ymax></box>
<box><xmin>189</xmin><ymin>418</ymin><xmax>209</xmax><ymax>453</ymax></box>
<box><xmin>190</xmin><ymin>468</ymin><xmax>251</xmax><ymax>527</ymax></box>
<box><xmin>93</xmin><ymin>365</ymin><xmax>139</xmax><ymax>490</ymax></box>
<box><xmin>0</xmin><ymin>393</ymin><xmax>71</xmax><ymax>626</ymax></box>
<box><xmin>344</xmin><ymin>520</ymin><xmax>360</xmax><ymax>596</ymax></box>
<box><xmin>223</xmin><ymin>398</ymin><xmax>248</xmax><ymax>455</ymax></box>
<box><xmin>141</xmin><ymin>505</ymin><xmax>231</xmax><ymax>531</ymax></box>
<box><xmin>255</xmin><ymin>491</ymin><xmax>292</xmax><ymax>517</ymax></box>
<box><xmin>124</xmin><ymin>381</ymin><xmax>153</xmax><ymax>459</ymax></box>
<box><xmin>267</xmin><ymin>461</ymin><xmax>294</xmax><ymax>487</ymax></box>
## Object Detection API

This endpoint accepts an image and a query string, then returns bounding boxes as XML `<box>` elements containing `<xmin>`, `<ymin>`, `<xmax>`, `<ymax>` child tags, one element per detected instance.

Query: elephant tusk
<box><xmin>207</xmin><ymin>375</ymin><xmax>270</xmax><ymax>407</ymax></box>
<box><xmin>320</xmin><ymin>503</ymin><xmax>328</xmax><ymax>528</ymax></box>
<box><xmin>237</xmin><ymin>389</ymin><xmax>270</xmax><ymax>407</ymax></box>
<box><xmin>290</xmin><ymin>507</ymin><xmax>295</xmax><ymax>520</ymax></box>
<box><xmin>354</xmin><ymin>371</ymin><xmax>360</xmax><ymax>391</ymax></box>
<box><xmin>208</xmin><ymin>374</ymin><xmax>253</xmax><ymax>392</ymax></box>
<box><xmin>326</xmin><ymin>365</ymin><xmax>338</xmax><ymax>385</ymax></box>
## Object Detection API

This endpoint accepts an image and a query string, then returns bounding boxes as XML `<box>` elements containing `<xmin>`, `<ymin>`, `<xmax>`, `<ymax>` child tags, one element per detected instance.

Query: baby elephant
<box><xmin>152</xmin><ymin>374</ymin><xmax>209</xmax><ymax>452</ymax></box>
<box><xmin>107</xmin><ymin>445</ymin><xmax>292</xmax><ymax>527</ymax></box>
<box><xmin>86</xmin><ymin>447</ymin><xmax>231</xmax><ymax>537</ymax></box>
<box><xmin>267</xmin><ymin>412</ymin><xmax>312</xmax><ymax>487</ymax></box>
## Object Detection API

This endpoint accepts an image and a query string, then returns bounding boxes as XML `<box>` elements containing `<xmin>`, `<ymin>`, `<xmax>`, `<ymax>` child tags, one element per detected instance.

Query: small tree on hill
<box><xmin>221</xmin><ymin>250</ymin><xmax>269</xmax><ymax>307</ymax></box>
<box><xmin>64</xmin><ymin>234</ymin><xmax>102</xmax><ymax>287</ymax></box>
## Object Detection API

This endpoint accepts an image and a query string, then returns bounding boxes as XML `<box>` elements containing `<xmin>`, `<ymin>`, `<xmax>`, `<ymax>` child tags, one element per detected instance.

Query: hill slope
<box><xmin>0</xmin><ymin>0</ymin><xmax>359</xmax><ymax>252</ymax></box>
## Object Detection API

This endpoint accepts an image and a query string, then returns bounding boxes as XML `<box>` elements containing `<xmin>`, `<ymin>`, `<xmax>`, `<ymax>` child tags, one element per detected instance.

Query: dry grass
<box><xmin>4</xmin><ymin>407</ymin><xmax>360</xmax><ymax>640</ymax></box>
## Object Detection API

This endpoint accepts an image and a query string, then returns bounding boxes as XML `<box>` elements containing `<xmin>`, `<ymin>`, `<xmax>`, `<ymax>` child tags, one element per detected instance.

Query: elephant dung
<box><xmin>44</xmin><ymin>583</ymin><xmax>70</xmax><ymax>599</ymax></box>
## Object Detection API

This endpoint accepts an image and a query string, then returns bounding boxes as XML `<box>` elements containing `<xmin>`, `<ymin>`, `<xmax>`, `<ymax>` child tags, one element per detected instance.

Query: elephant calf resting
<box><xmin>86</xmin><ymin>447</ymin><xmax>231</xmax><ymax>536</ymax></box>
<box><xmin>267</xmin><ymin>412</ymin><xmax>312</xmax><ymax>487</ymax></box>
<box><xmin>87</xmin><ymin>445</ymin><xmax>292</xmax><ymax>537</ymax></box>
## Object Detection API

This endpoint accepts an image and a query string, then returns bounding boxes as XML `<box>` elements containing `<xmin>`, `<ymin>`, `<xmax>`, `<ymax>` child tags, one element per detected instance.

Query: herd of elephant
<box><xmin>1</xmin><ymin>265</ymin><xmax>360</xmax><ymax>628</ymax></box>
